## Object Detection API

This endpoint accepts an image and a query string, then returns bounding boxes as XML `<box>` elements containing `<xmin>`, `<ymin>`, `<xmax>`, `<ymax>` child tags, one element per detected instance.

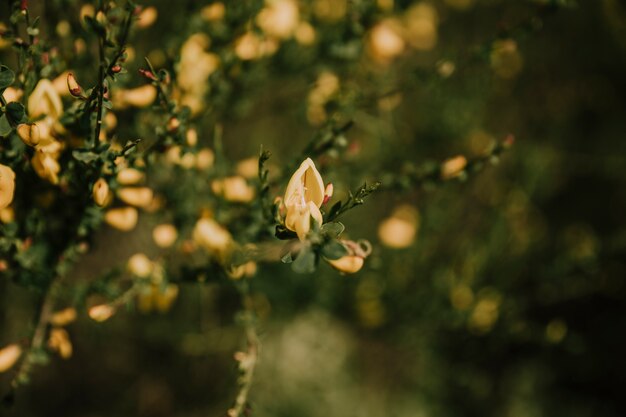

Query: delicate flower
<box><xmin>0</xmin><ymin>164</ymin><xmax>16</xmax><ymax>209</ymax></box>
<box><xmin>117</xmin><ymin>168</ymin><xmax>145</xmax><ymax>185</ymax></box>
<box><xmin>196</xmin><ymin>148</ymin><xmax>215</xmax><ymax>170</ymax></box>
<box><xmin>47</xmin><ymin>328</ymin><xmax>72</xmax><ymax>359</ymax></box>
<box><xmin>193</xmin><ymin>217</ymin><xmax>233</xmax><ymax>258</ymax></box>
<box><xmin>28</xmin><ymin>79</ymin><xmax>63</xmax><ymax>121</ymax></box>
<box><xmin>378</xmin><ymin>205</ymin><xmax>419</xmax><ymax>248</ymax></box>
<box><xmin>16</xmin><ymin>123</ymin><xmax>41</xmax><ymax>146</ymax></box>
<box><xmin>256</xmin><ymin>0</ymin><xmax>300</xmax><ymax>40</ymax></box>
<box><xmin>283</xmin><ymin>158</ymin><xmax>325</xmax><ymax>240</ymax></box>
<box><xmin>31</xmin><ymin>149</ymin><xmax>61</xmax><ymax>184</ymax></box>
<box><xmin>152</xmin><ymin>224</ymin><xmax>178</xmax><ymax>248</ymax></box>
<box><xmin>88</xmin><ymin>304</ymin><xmax>115</xmax><ymax>322</ymax></box>
<box><xmin>104</xmin><ymin>207</ymin><xmax>139</xmax><ymax>231</ymax></box>
<box><xmin>113</xmin><ymin>85</ymin><xmax>157</xmax><ymax>108</ymax></box>
<box><xmin>127</xmin><ymin>253</ymin><xmax>154</xmax><ymax>278</ymax></box>
<box><xmin>440</xmin><ymin>155</ymin><xmax>467</xmax><ymax>179</ymax></box>
<box><xmin>0</xmin><ymin>344</ymin><xmax>22</xmax><ymax>373</ymax></box>
<box><xmin>368</xmin><ymin>19</ymin><xmax>405</xmax><ymax>62</ymax></box>
<box><xmin>327</xmin><ymin>255</ymin><xmax>364</xmax><ymax>274</ymax></box>
<box><xmin>50</xmin><ymin>307</ymin><xmax>77</xmax><ymax>327</ymax></box>
<box><xmin>212</xmin><ymin>176</ymin><xmax>255</xmax><ymax>203</ymax></box>
<box><xmin>201</xmin><ymin>3</ymin><xmax>225</xmax><ymax>21</ymax></box>
<box><xmin>136</xmin><ymin>6</ymin><xmax>158</xmax><ymax>29</ymax></box>
<box><xmin>117</xmin><ymin>187</ymin><xmax>154</xmax><ymax>208</ymax></box>
<box><xmin>326</xmin><ymin>239</ymin><xmax>372</xmax><ymax>274</ymax></box>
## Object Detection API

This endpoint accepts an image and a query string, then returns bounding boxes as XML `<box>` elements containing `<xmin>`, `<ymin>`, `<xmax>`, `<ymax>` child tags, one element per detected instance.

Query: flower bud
<box><xmin>16</xmin><ymin>123</ymin><xmax>40</xmax><ymax>146</ymax></box>
<box><xmin>138</xmin><ymin>68</ymin><xmax>157</xmax><ymax>81</ymax></box>
<box><xmin>0</xmin><ymin>344</ymin><xmax>22</xmax><ymax>373</ymax></box>
<box><xmin>323</xmin><ymin>183</ymin><xmax>334</xmax><ymax>204</ymax></box>
<box><xmin>67</xmin><ymin>72</ymin><xmax>83</xmax><ymax>97</ymax></box>
<box><xmin>88</xmin><ymin>304</ymin><xmax>115</xmax><ymax>322</ymax></box>
<box><xmin>92</xmin><ymin>178</ymin><xmax>111</xmax><ymax>207</ymax></box>
<box><xmin>167</xmin><ymin>117</ymin><xmax>180</xmax><ymax>132</ymax></box>
<box><xmin>104</xmin><ymin>207</ymin><xmax>138</xmax><ymax>231</ymax></box>
<box><xmin>111</xmin><ymin>65</ymin><xmax>122</xmax><ymax>73</ymax></box>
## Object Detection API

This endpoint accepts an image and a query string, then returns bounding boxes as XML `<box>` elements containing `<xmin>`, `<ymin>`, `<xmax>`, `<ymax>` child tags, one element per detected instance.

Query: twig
<box><xmin>228</xmin><ymin>321</ymin><xmax>260</xmax><ymax>417</ymax></box>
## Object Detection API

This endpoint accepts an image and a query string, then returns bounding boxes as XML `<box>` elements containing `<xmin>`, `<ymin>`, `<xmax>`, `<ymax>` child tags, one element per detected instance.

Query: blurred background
<box><xmin>2</xmin><ymin>0</ymin><xmax>626</xmax><ymax>416</ymax></box>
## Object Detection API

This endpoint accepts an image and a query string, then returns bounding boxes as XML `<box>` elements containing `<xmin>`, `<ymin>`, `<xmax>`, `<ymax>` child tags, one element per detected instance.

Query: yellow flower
<box><xmin>152</xmin><ymin>224</ymin><xmax>178</xmax><ymax>248</ymax></box>
<box><xmin>104</xmin><ymin>207</ymin><xmax>139</xmax><ymax>231</ymax></box>
<box><xmin>211</xmin><ymin>176</ymin><xmax>255</xmax><ymax>203</ymax></box>
<box><xmin>193</xmin><ymin>217</ymin><xmax>233</xmax><ymax>260</ymax></box>
<box><xmin>284</xmin><ymin>158</ymin><xmax>325</xmax><ymax>240</ymax></box>
<box><xmin>88</xmin><ymin>304</ymin><xmax>115</xmax><ymax>322</ymax></box>
<box><xmin>93</xmin><ymin>178</ymin><xmax>111</xmax><ymax>207</ymax></box>
<box><xmin>47</xmin><ymin>328</ymin><xmax>72</xmax><ymax>359</ymax></box>
<box><xmin>50</xmin><ymin>307</ymin><xmax>78</xmax><ymax>327</ymax></box>
<box><xmin>0</xmin><ymin>164</ymin><xmax>16</xmax><ymax>209</ymax></box>
<box><xmin>327</xmin><ymin>255</ymin><xmax>364</xmax><ymax>274</ymax></box>
<box><xmin>0</xmin><ymin>344</ymin><xmax>22</xmax><ymax>373</ymax></box>
<box><xmin>31</xmin><ymin>149</ymin><xmax>61</xmax><ymax>184</ymax></box>
<box><xmin>28</xmin><ymin>79</ymin><xmax>63</xmax><ymax>121</ymax></box>
<box><xmin>117</xmin><ymin>187</ymin><xmax>154</xmax><ymax>208</ymax></box>
<box><xmin>127</xmin><ymin>253</ymin><xmax>154</xmax><ymax>278</ymax></box>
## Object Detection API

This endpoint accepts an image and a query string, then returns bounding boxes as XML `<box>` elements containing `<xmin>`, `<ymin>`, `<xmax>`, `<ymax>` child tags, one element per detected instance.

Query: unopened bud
<box><xmin>503</xmin><ymin>134</ymin><xmax>515</xmax><ymax>149</ymax></box>
<box><xmin>323</xmin><ymin>183</ymin><xmax>334</xmax><ymax>204</ymax></box>
<box><xmin>138</xmin><ymin>68</ymin><xmax>157</xmax><ymax>81</ymax></box>
<box><xmin>67</xmin><ymin>72</ymin><xmax>82</xmax><ymax>97</ymax></box>
<box><xmin>111</xmin><ymin>65</ymin><xmax>122</xmax><ymax>73</ymax></box>
<box><xmin>167</xmin><ymin>117</ymin><xmax>180</xmax><ymax>132</ymax></box>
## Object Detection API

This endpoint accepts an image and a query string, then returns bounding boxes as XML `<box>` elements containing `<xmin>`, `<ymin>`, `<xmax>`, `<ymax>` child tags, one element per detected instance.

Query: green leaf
<box><xmin>0</xmin><ymin>115</ymin><xmax>12</xmax><ymax>137</ymax></box>
<box><xmin>292</xmin><ymin>247</ymin><xmax>316</xmax><ymax>274</ymax></box>
<box><xmin>0</xmin><ymin>65</ymin><xmax>15</xmax><ymax>91</ymax></box>
<box><xmin>280</xmin><ymin>252</ymin><xmax>293</xmax><ymax>264</ymax></box>
<box><xmin>326</xmin><ymin>201</ymin><xmax>342</xmax><ymax>221</ymax></box>
<box><xmin>321</xmin><ymin>222</ymin><xmax>345</xmax><ymax>238</ymax></box>
<box><xmin>72</xmin><ymin>150</ymin><xmax>100</xmax><ymax>163</ymax></box>
<box><xmin>321</xmin><ymin>239</ymin><xmax>349</xmax><ymax>260</ymax></box>
<box><xmin>5</xmin><ymin>101</ymin><xmax>26</xmax><ymax>124</ymax></box>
